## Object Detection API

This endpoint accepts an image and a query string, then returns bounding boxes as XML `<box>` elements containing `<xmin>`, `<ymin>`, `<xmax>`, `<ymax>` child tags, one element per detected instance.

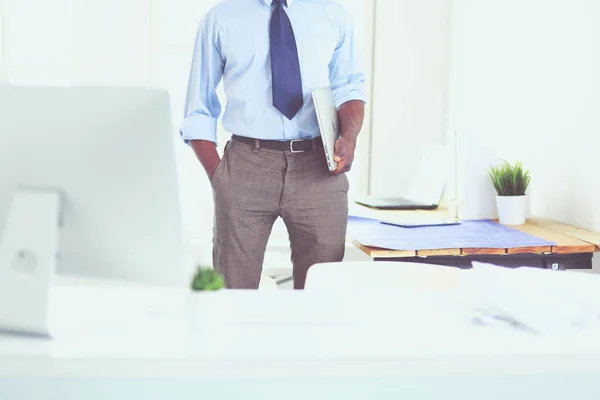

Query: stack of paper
<box><xmin>461</xmin><ymin>262</ymin><xmax>600</xmax><ymax>336</ymax></box>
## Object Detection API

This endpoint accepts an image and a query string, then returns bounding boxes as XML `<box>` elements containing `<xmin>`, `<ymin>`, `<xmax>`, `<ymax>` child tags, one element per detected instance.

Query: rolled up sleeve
<box><xmin>328</xmin><ymin>12</ymin><xmax>367</xmax><ymax>109</ymax></box>
<box><xmin>180</xmin><ymin>11</ymin><xmax>224</xmax><ymax>144</ymax></box>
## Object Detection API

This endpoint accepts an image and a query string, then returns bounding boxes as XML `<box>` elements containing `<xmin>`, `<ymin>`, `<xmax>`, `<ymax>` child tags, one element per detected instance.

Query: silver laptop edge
<box><xmin>312</xmin><ymin>87</ymin><xmax>338</xmax><ymax>172</ymax></box>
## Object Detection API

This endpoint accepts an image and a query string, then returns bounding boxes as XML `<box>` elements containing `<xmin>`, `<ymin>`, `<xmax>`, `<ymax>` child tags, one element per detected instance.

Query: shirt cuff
<box><xmin>180</xmin><ymin>114</ymin><xmax>218</xmax><ymax>144</ymax></box>
<box><xmin>332</xmin><ymin>83</ymin><xmax>368</xmax><ymax>109</ymax></box>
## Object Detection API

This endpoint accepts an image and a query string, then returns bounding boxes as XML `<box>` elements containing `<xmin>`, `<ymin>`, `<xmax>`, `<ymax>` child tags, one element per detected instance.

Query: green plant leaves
<box><xmin>190</xmin><ymin>266</ymin><xmax>225</xmax><ymax>291</ymax></box>
<box><xmin>488</xmin><ymin>161</ymin><xmax>530</xmax><ymax>196</ymax></box>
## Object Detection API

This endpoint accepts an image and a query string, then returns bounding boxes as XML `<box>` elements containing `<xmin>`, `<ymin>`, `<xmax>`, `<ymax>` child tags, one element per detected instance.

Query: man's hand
<box><xmin>331</xmin><ymin>100</ymin><xmax>364</xmax><ymax>176</ymax></box>
<box><xmin>208</xmin><ymin>159</ymin><xmax>221</xmax><ymax>180</ymax></box>
<box><xmin>190</xmin><ymin>140</ymin><xmax>221</xmax><ymax>180</ymax></box>
<box><xmin>331</xmin><ymin>135</ymin><xmax>356</xmax><ymax>176</ymax></box>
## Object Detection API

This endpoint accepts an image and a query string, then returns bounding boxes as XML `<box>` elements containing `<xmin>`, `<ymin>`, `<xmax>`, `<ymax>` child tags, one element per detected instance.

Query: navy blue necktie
<box><xmin>270</xmin><ymin>0</ymin><xmax>303</xmax><ymax>120</ymax></box>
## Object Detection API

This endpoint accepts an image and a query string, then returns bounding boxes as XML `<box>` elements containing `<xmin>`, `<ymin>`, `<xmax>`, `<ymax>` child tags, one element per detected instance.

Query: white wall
<box><xmin>369</xmin><ymin>0</ymin><xmax>453</xmax><ymax>196</ymax></box>
<box><xmin>449</xmin><ymin>0</ymin><xmax>600</xmax><ymax>234</ymax></box>
<box><xmin>0</xmin><ymin>1</ymin><xmax>6</xmax><ymax>82</ymax></box>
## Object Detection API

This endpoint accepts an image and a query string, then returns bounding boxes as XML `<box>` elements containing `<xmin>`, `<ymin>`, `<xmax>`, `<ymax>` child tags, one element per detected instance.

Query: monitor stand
<box><xmin>0</xmin><ymin>187</ymin><xmax>61</xmax><ymax>337</ymax></box>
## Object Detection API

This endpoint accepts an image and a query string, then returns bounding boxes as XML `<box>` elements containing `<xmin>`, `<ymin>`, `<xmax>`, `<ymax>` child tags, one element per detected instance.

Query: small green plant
<box><xmin>488</xmin><ymin>161</ymin><xmax>531</xmax><ymax>196</ymax></box>
<box><xmin>190</xmin><ymin>266</ymin><xmax>225</xmax><ymax>291</ymax></box>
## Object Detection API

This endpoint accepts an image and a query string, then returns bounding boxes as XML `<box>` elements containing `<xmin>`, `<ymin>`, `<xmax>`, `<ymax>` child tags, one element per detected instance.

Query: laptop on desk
<box><xmin>354</xmin><ymin>144</ymin><xmax>449</xmax><ymax>210</ymax></box>
<box><xmin>354</xmin><ymin>196</ymin><xmax>439</xmax><ymax>210</ymax></box>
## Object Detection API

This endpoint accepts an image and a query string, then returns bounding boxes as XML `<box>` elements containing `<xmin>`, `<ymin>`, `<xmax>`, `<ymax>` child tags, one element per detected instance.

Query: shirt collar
<box><xmin>262</xmin><ymin>0</ymin><xmax>294</xmax><ymax>7</ymax></box>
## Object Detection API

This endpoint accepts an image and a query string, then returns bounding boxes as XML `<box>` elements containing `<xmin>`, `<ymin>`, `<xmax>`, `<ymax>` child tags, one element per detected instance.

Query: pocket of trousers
<box><xmin>210</xmin><ymin>159</ymin><xmax>224</xmax><ymax>185</ymax></box>
<box><xmin>341</xmin><ymin>172</ymin><xmax>350</xmax><ymax>193</ymax></box>
<box><xmin>210</xmin><ymin>142</ymin><xmax>230</xmax><ymax>186</ymax></box>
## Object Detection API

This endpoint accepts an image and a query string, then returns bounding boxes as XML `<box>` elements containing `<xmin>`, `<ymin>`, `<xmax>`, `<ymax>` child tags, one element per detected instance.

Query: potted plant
<box><xmin>186</xmin><ymin>266</ymin><xmax>227</xmax><ymax>331</ymax></box>
<box><xmin>488</xmin><ymin>161</ymin><xmax>531</xmax><ymax>225</ymax></box>
<box><xmin>190</xmin><ymin>266</ymin><xmax>225</xmax><ymax>291</ymax></box>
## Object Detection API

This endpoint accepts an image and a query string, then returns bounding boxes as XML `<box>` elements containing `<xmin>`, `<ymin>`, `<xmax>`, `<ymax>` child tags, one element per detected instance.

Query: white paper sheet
<box><xmin>462</xmin><ymin>262</ymin><xmax>600</xmax><ymax>336</ymax></box>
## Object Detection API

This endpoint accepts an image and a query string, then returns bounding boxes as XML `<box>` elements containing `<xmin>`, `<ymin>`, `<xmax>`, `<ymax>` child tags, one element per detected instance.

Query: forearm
<box><xmin>181</xmin><ymin>12</ymin><xmax>225</xmax><ymax>177</ymax></box>
<box><xmin>337</xmin><ymin>100</ymin><xmax>365</xmax><ymax>146</ymax></box>
<box><xmin>190</xmin><ymin>140</ymin><xmax>220</xmax><ymax>178</ymax></box>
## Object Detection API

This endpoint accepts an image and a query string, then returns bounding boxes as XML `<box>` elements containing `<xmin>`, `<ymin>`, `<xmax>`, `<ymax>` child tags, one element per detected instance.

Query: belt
<box><xmin>231</xmin><ymin>134</ymin><xmax>322</xmax><ymax>153</ymax></box>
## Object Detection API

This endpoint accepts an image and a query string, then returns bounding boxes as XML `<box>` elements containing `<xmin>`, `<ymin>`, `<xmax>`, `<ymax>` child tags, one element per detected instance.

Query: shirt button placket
<box><xmin>282</xmin><ymin>114</ymin><xmax>290</xmax><ymax>140</ymax></box>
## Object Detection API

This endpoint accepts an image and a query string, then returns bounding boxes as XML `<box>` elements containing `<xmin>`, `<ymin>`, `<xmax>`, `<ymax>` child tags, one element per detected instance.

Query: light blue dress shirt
<box><xmin>181</xmin><ymin>0</ymin><xmax>367</xmax><ymax>144</ymax></box>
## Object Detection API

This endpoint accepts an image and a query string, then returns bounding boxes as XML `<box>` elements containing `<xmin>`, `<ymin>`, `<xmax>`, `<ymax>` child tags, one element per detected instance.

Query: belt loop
<box><xmin>253</xmin><ymin>138</ymin><xmax>260</xmax><ymax>153</ymax></box>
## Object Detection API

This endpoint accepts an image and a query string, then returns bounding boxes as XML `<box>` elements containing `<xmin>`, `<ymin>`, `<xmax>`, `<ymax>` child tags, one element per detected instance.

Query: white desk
<box><xmin>1</xmin><ymin>284</ymin><xmax>600</xmax><ymax>399</ymax></box>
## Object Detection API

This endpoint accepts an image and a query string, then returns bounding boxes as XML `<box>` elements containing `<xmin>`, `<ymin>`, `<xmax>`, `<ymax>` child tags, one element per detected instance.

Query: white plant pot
<box><xmin>185</xmin><ymin>290</ymin><xmax>232</xmax><ymax>335</ymax></box>
<box><xmin>496</xmin><ymin>195</ymin><xmax>528</xmax><ymax>225</ymax></box>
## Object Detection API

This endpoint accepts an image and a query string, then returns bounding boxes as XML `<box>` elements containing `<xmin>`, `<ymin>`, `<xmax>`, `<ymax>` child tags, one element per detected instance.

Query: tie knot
<box><xmin>273</xmin><ymin>0</ymin><xmax>285</xmax><ymax>6</ymax></box>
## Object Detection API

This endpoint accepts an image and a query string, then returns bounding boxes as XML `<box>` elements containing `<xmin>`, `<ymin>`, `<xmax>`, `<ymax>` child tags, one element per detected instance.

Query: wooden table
<box><xmin>349</xmin><ymin>205</ymin><xmax>600</xmax><ymax>270</ymax></box>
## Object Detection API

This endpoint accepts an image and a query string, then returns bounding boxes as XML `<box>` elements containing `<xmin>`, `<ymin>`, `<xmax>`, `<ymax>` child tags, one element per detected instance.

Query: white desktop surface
<box><xmin>1</xmin><ymin>282</ymin><xmax>600</xmax><ymax>399</ymax></box>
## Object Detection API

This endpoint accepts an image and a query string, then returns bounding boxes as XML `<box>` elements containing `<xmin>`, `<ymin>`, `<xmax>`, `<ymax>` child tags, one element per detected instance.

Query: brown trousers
<box><xmin>210</xmin><ymin>138</ymin><xmax>349</xmax><ymax>289</ymax></box>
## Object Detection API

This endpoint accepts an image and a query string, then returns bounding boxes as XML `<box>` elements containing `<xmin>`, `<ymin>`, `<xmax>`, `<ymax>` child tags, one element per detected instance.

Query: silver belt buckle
<box><xmin>289</xmin><ymin>139</ymin><xmax>304</xmax><ymax>153</ymax></box>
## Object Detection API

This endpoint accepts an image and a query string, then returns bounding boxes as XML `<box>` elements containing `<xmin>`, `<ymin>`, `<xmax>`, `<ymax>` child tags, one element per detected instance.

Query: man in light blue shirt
<box><xmin>182</xmin><ymin>0</ymin><xmax>366</xmax><ymax>289</ymax></box>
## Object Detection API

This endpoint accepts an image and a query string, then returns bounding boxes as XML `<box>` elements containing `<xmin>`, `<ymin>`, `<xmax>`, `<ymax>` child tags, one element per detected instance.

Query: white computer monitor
<box><xmin>0</xmin><ymin>85</ymin><xmax>190</xmax><ymax>288</ymax></box>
